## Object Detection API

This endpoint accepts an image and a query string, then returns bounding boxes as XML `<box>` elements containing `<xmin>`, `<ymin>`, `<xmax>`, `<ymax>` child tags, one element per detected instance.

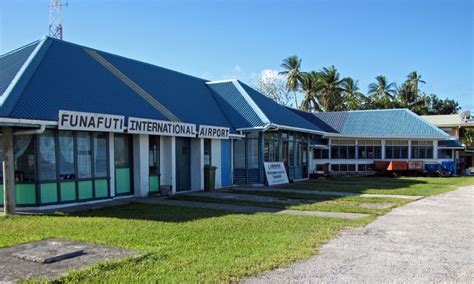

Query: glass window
<box><xmin>357</xmin><ymin>140</ymin><xmax>382</xmax><ymax>159</ymax></box>
<box><xmin>77</xmin><ymin>132</ymin><xmax>92</xmax><ymax>178</ymax></box>
<box><xmin>385</xmin><ymin>140</ymin><xmax>409</xmax><ymax>159</ymax></box>
<box><xmin>204</xmin><ymin>139</ymin><xmax>212</xmax><ymax>165</ymax></box>
<box><xmin>288</xmin><ymin>136</ymin><xmax>295</xmax><ymax>165</ymax></box>
<box><xmin>438</xmin><ymin>149</ymin><xmax>452</xmax><ymax>159</ymax></box>
<box><xmin>93</xmin><ymin>133</ymin><xmax>108</xmax><ymax>178</ymax></box>
<box><xmin>59</xmin><ymin>131</ymin><xmax>75</xmax><ymax>180</ymax></box>
<box><xmin>114</xmin><ymin>134</ymin><xmax>130</xmax><ymax>168</ymax></box>
<box><xmin>38</xmin><ymin>130</ymin><xmax>57</xmax><ymax>181</ymax></box>
<box><xmin>264</xmin><ymin>133</ymin><xmax>280</xmax><ymax>162</ymax></box>
<box><xmin>314</xmin><ymin>149</ymin><xmax>327</xmax><ymax>159</ymax></box>
<box><xmin>149</xmin><ymin>136</ymin><xmax>160</xmax><ymax>175</ymax></box>
<box><xmin>273</xmin><ymin>139</ymin><xmax>280</xmax><ymax>161</ymax></box>
<box><xmin>233</xmin><ymin>139</ymin><xmax>245</xmax><ymax>169</ymax></box>
<box><xmin>14</xmin><ymin>135</ymin><xmax>36</xmax><ymax>182</ymax></box>
<box><xmin>247</xmin><ymin>135</ymin><xmax>259</xmax><ymax>169</ymax></box>
<box><xmin>411</xmin><ymin>141</ymin><xmax>433</xmax><ymax>159</ymax></box>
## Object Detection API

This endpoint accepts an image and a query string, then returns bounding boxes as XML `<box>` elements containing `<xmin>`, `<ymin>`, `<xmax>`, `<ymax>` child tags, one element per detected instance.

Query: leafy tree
<box><xmin>367</xmin><ymin>75</ymin><xmax>397</xmax><ymax>109</ymax></box>
<box><xmin>342</xmin><ymin>77</ymin><xmax>367</xmax><ymax>110</ymax></box>
<box><xmin>279</xmin><ymin>56</ymin><xmax>306</xmax><ymax>107</ymax></box>
<box><xmin>316</xmin><ymin>66</ymin><xmax>345</xmax><ymax>111</ymax></box>
<box><xmin>427</xmin><ymin>94</ymin><xmax>460</xmax><ymax>115</ymax></box>
<box><xmin>460</xmin><ymin>128</ymin><xmax>474</xmax><ymax>147</ymax></box>
<box><xmin>252</xmin><ymin>70</ymin><xmax>294</xmax><ymax>107</ymax></box>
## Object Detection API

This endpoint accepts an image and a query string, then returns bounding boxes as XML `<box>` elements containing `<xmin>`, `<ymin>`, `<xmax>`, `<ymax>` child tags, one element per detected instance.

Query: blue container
<box><xmin>440</xmin><ymin>161</ymin><xmax>455</xmax><ymax>174</ymax></box>
<box><xmin>425</xmin><ymin>163</ymin><xmax>439</xmax><ymax>173</ymax></box>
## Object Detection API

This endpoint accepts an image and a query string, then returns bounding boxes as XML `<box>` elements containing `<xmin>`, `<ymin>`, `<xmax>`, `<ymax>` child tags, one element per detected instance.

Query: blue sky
<box><xmin>1</xmin><ymin>0</ymin><xmax>473</xmax><ymax>109</ymax></box>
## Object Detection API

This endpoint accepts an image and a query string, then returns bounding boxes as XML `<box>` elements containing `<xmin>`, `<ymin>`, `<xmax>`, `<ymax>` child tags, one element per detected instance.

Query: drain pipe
<box><xmin>0</xmin><ymin>125</ymin><xmax>47</xmax><ymax>136</ymax></box>
<box><xmin>13</xmin><ymin>124</ymin><xmax>46</xmax><ymax>136</ymax></box>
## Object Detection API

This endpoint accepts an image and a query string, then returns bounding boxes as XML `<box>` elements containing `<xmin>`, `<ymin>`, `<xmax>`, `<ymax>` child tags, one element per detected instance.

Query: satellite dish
<box><xmin>459</xmin><ymin>110</ymin><xmax>471</xmax><ymax>121</ymax></box>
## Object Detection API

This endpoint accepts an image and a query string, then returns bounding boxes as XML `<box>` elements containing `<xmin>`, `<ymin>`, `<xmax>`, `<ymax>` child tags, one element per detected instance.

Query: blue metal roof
<box><xmin>0</xmin><ymin>40</ymin><xmax>39</xmax><ymax>98</ymax></box>
<box><xmin>207</xmin><ymin>81</ymin><xmax>264</xmax><ymax>128</ymax></box>
<box><xmin>0</xmin><ymin>37</ymin><xmax>237</xmax><ymax>133</ymax></box>
<box><xmin>286</xmin><ymin>107</ymin><xmax>338</xmax><ymax>133</ymax></box>
<box><xmin>438</xmin><ymin>140</ymin><xmax>464</xmax><ymax>148</ymax></box>
<box><xmin>239</xmin><ymin>82</ymin><xmax>326</xmax><ymax>133</ymax></box>
<box><xmin>310</xmin><ymin>109</ymin><xmax>450</xmax><ymax>138</ymax></box>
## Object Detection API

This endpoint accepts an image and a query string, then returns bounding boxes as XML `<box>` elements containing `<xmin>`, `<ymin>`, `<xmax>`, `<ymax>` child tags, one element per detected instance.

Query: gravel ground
<box><xmin>245</xmin><ymin>185</ymin><xmax>474</xmax><ymax>283</ymax></box>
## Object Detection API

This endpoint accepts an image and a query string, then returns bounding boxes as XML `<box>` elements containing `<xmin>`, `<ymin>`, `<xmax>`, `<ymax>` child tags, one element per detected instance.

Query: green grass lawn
<box><xmin>2</xmin><ymin>176</ymin><xmax>471</xmax><ymax>282</ymax></box>
<box><xmin>172</xmin><ymin>194</ymin><xmax>408</xmax><ymax>215</ymax></box>
<box><xmin>285</xmin><ymin>176</ymin><xmax>474</xmax><ymax>196</ymax></box>
<box><xmin>1</xmin><ymin>203</ymin><xmax>370</xmax><ymax>282</ymax></box>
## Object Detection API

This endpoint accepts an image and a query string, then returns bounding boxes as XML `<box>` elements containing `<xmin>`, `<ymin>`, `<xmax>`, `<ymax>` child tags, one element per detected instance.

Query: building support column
<box><xmin>191</xmin><ymin>138</ymin><xmax>204</xmax><ymax>191</ymax></box>
<box><xmin>258</xmin><ymin>132</ymin><xmax>264</xmax><ymax>184</ymax></box>
<box><xmin>108</xmin><ymin>133</ymin><xmax>115</xmax><ymax>197</ymax></box>
<box><xmin>211</xmin><ymin>139</ymin><xmax>222</xmax><ymax>188</ymax></box>
<box><xmin>133</xmin><ymin>134</ymin><xmax>149</xmax><ymax>197</ymax></box>
<box><xmin>2</xmin><ymin>127</ymin><xmax>16</xmax><ymax>215</ymax></box>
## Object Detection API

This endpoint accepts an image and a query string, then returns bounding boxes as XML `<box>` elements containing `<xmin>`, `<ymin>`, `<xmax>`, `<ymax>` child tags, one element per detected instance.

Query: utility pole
<box><xmin>3</xmin><ymin>127</ymin><xmax>16</xmax><ymax>215</ymax></box>
<box><xmin>49</xmin><ymin>0</ymin><xmax>68</xmax><ymax>40</ymax></box>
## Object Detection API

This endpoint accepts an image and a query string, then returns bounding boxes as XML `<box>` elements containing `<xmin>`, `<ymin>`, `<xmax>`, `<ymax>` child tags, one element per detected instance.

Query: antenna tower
<box><xmin>49</xmin><ymin>0</ymin><xmax>68</xmax><ymax>40</ymax></box>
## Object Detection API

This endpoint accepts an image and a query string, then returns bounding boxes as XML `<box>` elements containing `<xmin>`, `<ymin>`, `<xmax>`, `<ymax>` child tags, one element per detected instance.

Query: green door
<box><xmin>175</xmin><ymin>137</ymin><xmax>191</xmax><ymax>192</ymax></box>
<box><xmin>114</xmin><ymin>134</ymin><xmax>133</xmax><ymax>195</ymax></box>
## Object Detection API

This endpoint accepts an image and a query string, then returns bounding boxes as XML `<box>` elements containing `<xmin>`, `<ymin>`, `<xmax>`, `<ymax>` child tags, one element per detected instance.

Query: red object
<box><xmin>387</xmin><ymin>161</ymin><xmax>409</xmax><ymax>171</ymax></box>
<box><xmin>373</xmin><ymin>161</ymin><xmax>389</xmax><ymax>170</ymax></box>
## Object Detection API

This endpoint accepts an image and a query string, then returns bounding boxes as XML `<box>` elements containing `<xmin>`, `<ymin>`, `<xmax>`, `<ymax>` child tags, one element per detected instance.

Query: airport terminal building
<box><xmin>0</xmin><ymin>37</ymin><xmax>460</xmax><ymax>209</ymax></box>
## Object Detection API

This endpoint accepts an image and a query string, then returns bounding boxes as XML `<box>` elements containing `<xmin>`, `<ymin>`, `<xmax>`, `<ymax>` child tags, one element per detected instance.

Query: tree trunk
<box><xmin>3</xmin><ymin>126</ymin><xmax>16</xmax><ymax>215</ymax></box>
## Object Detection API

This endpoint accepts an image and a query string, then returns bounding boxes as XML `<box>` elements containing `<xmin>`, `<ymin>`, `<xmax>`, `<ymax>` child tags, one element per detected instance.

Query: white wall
<box><xmin>212</xmin><ymin>139</ymin><xmax>222</xmax><ymax>188</ymax></box>
<box><xmin>191</xmin><ymin>138</ymin><xmax>204</xmax><ymax>191</ymax></box>
<box><xmin>133</xmin><ymin>134</ymin><xmax>149</xmax><ymax>197</ymax></box>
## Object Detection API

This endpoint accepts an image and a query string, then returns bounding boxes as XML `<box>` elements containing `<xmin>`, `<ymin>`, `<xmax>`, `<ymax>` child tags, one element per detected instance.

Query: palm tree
<box><xmin>299</xmin><ymin>72</ymin><xmax>321</xmax><ymax>111</ymax></box>
<box><xmin>406</xmin><ymin>71</ymin><xmax>425</xmax><ymax>97</ymax></box>
<box><xmin>342</xmin><ymin>77</ymin><xmax>366</xmax><ymax>110</ymax></box>
<box><xmin>368</xmin><ymin>75</ymin><xmax>397</xmax><ymax>108</ymax></box>
<box><xmin>316</xmin><ymin>66</ymin><xmax>345</xmax><ymax>111</ymax></box>
<box><xmin>279</xmin><ymin>56</ymin><xmax>305</xmax><ymax>107</ymax></box>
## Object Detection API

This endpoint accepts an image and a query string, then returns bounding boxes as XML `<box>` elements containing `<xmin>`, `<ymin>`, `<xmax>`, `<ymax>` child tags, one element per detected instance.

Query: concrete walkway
<box><xmin>137</xmin><ymin>198</ymin><xmax>369</xmax><ymax>220</ymax></box>
<box><xmin>183</xmin><ymin>191</ymin><xmax>317</xmax><ymax>205</ymax></box>
<box><xmin>236</xmin><ymin>187</ymin><xmax>423</xmax><ymax>200</ymax></box>
<box><xmin>245</xmin><ymin>185</ymin><xmax>474</xmax><ymax>283</ymax></box>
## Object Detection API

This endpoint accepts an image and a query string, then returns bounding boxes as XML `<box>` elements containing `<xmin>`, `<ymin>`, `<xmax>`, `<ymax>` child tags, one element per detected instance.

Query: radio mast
<box><xmin>49</xmin><ymin>0</ymin><xmax>68</xmax><ymax>40</ymax></box>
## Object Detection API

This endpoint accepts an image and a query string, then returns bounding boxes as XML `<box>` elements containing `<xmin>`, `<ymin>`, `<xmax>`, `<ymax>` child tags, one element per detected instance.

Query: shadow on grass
<box><xmin>56</xmin><ymin>202</ymin><xmax>233</xmax><ymax>223</ymax></box>
<box><xmin>278</xmin><ymin>176</ymin><xmax>430</xmax><ymax>193</ymax></box>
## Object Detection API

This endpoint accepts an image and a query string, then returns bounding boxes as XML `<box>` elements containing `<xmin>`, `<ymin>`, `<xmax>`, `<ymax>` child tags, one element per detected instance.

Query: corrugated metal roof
<box><xmin>239</xmin><ymin>82</ymin><xmax>326</xmax><ymax>133</ymax></box>
<box><xmin>438</xmin><ymin>140</ymin><xmax>464</xmax><ymax>148</ymax></box>
<box><xmin>312</xmin><ymin>109</ymin><xmax>450</xmax><ymax>138</ymax></box>
<box><xmin>1</xmin><ymin>37</ymin><xmax>237</xmax><ymax>133</ymax></box>
<box><xmin>286</xmin><ymin>107</ymin><xmax>338</xmax><ymax>133</ymax></box>
<box><xmin>421</xmin><ymin>114</ymin><xmax>474</xmax><ymax>127</ymax></box>
<box><xmin>207</xmin><ymin>81</ymin><xmax>265</xmax><ymax>128</ymax></box>
<box><xmin>0</xmin><ymin>40</ymin><xmax>39</xmax><ymax>97</ymax></box>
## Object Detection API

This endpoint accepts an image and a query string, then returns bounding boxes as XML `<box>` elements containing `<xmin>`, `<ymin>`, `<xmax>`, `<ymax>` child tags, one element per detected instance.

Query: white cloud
<box><xmin>258</xmin><ymin>69</ymin><xmax>285</xmax><ymax>84</ymax></box>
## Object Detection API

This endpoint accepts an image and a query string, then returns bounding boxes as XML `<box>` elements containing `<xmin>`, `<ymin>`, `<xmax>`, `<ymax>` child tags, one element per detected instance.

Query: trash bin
<box><xmin>204</xmin><ymin>165</ymin><xmax>218</xmax><ymax>191</ymax></box>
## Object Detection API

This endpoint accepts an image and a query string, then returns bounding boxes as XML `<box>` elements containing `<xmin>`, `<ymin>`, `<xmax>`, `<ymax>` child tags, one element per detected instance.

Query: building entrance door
<box><xmin>175</xmin><ymin>137</ymin><xmax>191</xmax><ymax>192</ymax></box>
<box><xmin>114</xmin><ymin>134</ymin><xmax>133</xmax><ymax>196</ymax></box>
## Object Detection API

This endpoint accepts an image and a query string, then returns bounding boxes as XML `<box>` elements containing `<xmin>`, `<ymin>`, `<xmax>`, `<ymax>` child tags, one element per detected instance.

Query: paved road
<box><xmin>245</xmin><ymin>185</ymin><xmax>474</xmax><ymax>283</ymax></box>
